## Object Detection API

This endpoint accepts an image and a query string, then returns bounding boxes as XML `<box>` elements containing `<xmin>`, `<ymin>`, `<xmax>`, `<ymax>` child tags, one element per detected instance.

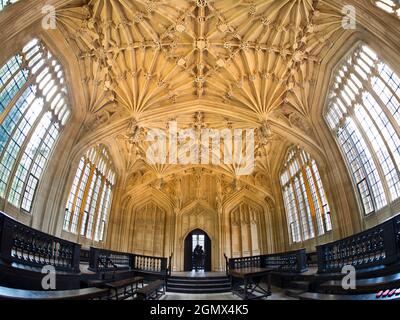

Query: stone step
<box><xmin>167</xmin><ymin>276</ymin><xmax>231</xmax><ymax>294</ymax></box>
<box><xmin>166</xmin><ymin>286</ymin><xmax>231</xmax><ymax>294</ymax></box>
<box><xmin>168</xmin><ymin>278</ymin><xmax>230</xmax><ymax>285</ymax></box>
<box><xmin>168</xmin><ymin>282</ymin><xmax>230</xmax><ymax>288</ymax></box>
<box><xmin>168</xmin><ymin>276</ymin><xmax>229</xmax><ymax>281</ymax></box>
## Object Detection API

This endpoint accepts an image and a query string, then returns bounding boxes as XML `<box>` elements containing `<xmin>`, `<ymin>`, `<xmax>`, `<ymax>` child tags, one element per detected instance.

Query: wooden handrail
<box><xmin>226</xmin><ymin>249</ymin><xmax>308</xmax><ymax>273</ymax></box>
<box><xmin>89</xmin><ymin>247</ymin><xmax>169</xmax><ymax>276</ymax></box>
<box><xmin>0</xmin><ymin>211</ymin><xmax>81</xmax><ymax>272</ymax></box>
<box><xmin>89</xmin><ymin>247</ymin><xmax>131</xmax><ymax>272</ymax></box>
<box><xmin>223</xmin><ymin>253</ymin><xmax>229</xmax><ymax>276</ymax></box>
<box><xmin>167</xmin><ymin>252</ymin><xmax>174</xmax><ymax>277</ymax></box>
<box><xmin>316</xmin><ymin>213</ymin><xmax>400</xmax><ymax>273</ymax></box>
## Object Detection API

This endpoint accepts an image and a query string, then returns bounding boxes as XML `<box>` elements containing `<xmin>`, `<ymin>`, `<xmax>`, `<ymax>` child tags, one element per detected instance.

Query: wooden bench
<box><xmin>298</xmin><ymin>291</ymin><xmax>400</xmax><ymax>301</ymax></box>
<box><xmin>105</xmin><ymin>276</ymin><xmax>144</xmax><ymax>300</ymax></box>
<box><xmin>136</xmin><ymin>280</ymin><xmax>165</xmax><ymax>300</ymax></box>
<box><xmin>319</xmin><ymin>272</ymin><xmax>400</xmax><ymax>294</ymax></box>
<box><xmin>0</xmin><ymin>286</ymin><xmax>108</xmax><ymax>300</ymax></box>
<box><xmin>84</xmin><ymin>279</ymin><xmax>110</xmax><ymax>289</ymax></box>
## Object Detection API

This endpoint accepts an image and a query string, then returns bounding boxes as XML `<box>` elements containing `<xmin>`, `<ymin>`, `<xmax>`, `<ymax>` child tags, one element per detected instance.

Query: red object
<box><xmin>388</xmin><ymin>289</ymin><xmax>396</xmax><ymax>297</ymax></box>
<box><xmin>376</xmin><ymin>291</ymin><xmax>383</xmax><ymax>298</ymax></box>
<box><xmin>382</xmin><ymin>290</ymin><xmax>390</xmax><ymax>297</ymax></box>
<box><xmin>396</xmin><ymin>289</ymin><xmax>400</xmax><ymax>295</ymax></box>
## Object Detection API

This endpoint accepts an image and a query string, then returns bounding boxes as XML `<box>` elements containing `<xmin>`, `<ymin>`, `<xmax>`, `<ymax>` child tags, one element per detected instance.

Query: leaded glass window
<box><xmin>63</xmin><ymin>145</ymin><xmax>116</xmax><ymax>242</ymax></box>
<box><xmin>0</xmin><ymin>39</ymin><xmax>71</xmax><ymax>213</ymax></box>
<box><xmin>325</xmin><ymin>44</ymin><xmax>400</xmax><ymax>216</ymax></box>
<box><xmin>280</xmin><ymin>147</ymin><xmax>332</xmax><ymax>243</ymax></box>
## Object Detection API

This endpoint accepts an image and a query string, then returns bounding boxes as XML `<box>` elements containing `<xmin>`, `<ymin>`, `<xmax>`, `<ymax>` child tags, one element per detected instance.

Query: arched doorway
<box><xmin>184</xmin><ymin>229</ymin><xmax>211</xmax><ymax>272</ymax></box>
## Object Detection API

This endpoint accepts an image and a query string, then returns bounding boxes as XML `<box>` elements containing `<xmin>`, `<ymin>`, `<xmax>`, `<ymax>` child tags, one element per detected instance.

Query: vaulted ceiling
<box><xmin>55</xmin><ymin>0</ymin><xmax>349</xmax><ymax>204</ymax></box>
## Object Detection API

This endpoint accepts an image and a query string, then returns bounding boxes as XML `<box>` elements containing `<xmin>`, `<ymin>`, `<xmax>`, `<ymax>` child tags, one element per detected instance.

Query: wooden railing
<box><xmin>316</xmin><ymin>214</ymin><xmax>400</xmax><ymax>273</ymax></box>
<box><xmin>227</xmin><ymin>254</ymin><xmax>262</xmax><ymax>269</ymax></box>
<box><xmin>89</xmin><ymin>247</ymin><xmax>169</xmax><ymax>277</ymax></box>
<box><xmin>306</xmin><ymin>251</ymin><xmax>318</xmax><ymax>267</ymax></box>
<box><xmin>0</xmin><ymin>211</ymin><xmax>80</xmax><ymax>272</ymax></box>
<box><xmin>264</xmin><ymin>249</ymin><xmax>308</xmax><ymax>272</ymax></box>
<box><xmin>167</xmin><ymin>252</ymin><xmax>174</xmax><ymax>277</ymax></box>
<box><xmin>3</xmin><ymin>207</ymin><xmax>400</xmax><ymax>278</ymax></box>
<box><xmin>225</xmin><ymin>249</ymin><xmax>308</xmax><ymax>274</ymax></box>
<box><xmin>89</xmin><ymin>247</ymin><xmax>131</xmax><ymax>272</ymax></box>
<box><xmin>131</xmin><ymin>254</ymin><xmax>168</xmax><ymax>276</ymax></box>
<box><xmin>80</xmin><ymin>248</ymin><xmax>90</xmax><ymax>263</ymax></box>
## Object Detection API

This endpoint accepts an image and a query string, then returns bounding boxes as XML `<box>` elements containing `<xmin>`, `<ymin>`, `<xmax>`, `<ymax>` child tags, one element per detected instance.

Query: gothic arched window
<box><xmin>0</xmin><ymin>39</ymin><xmax>71</xmax><ymax>213</ymax></box>
<box><xmin>280</xmin><ymin>147</ymin><xmax>332</xmax><ymax>243</ymax></box>
<box><xmin>374</xmin><ymin>0</ymin><xmax>400</xmax><ymax>17</ymax></box>
<box><xmin>63</xmin><ymin>145</ymin><xmax>116</xmax><ymax>242</ymax></box>
<box><xmin>325</xmin><ymin>44</ymin><xmax>400</xmax><ymax>216</ymax></box>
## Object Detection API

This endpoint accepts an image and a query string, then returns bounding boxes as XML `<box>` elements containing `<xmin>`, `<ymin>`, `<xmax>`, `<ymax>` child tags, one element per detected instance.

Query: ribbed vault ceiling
<box><xmin>55</xmin><ymin>0</ymin><xmax>348</xmax><ymax>199</ymax></box>
<box><xmin>59</xmin><ymin>0</ymin><xmax>344</xmax><ymax>116</ymax></box>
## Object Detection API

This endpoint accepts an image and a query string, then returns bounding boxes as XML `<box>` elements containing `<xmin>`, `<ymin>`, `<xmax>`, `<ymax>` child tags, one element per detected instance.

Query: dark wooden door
<box><xmin>184</xmin><ymin>229</ymin><xmax>212</xmax><ymax>272</ymax></box>
<box><xmin>204</xmin><ymin>233</ymin><xmax>211</xmax><ymax>272</ymax></box>
<box><xmin>184</xmin><ymin>233</ymin><xmax>192</xmax><ymax>271</ymax></box>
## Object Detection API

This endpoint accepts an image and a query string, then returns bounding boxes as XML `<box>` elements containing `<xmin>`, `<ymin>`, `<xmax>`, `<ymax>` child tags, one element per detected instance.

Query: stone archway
<box><xmin>183</xmin><ymin>228</ymin><xmax>212</xmax><ymax>272</ymax></box>
<box><xmin>174</xmin><ymin>201</ymin><xmax>222</xmax><ymax>271</ymax></box>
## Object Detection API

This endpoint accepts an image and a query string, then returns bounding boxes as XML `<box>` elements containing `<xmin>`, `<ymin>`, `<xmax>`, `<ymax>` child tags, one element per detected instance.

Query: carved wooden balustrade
<box><xmin>227</xmin><ymin>255</ymin><xmax>262</xmax><ymax>269</ymax></box>
<box><xmin>168</xmin><ymin>253</ymin><xmax>174</xmax><ymax>277</ymax></box>
<box><xmin>88</xmin><ymin>247</ymin><xmax>131</xmax><ymax>272</ymax></box>
<box><xmin>89</xmin><ymin>247</ymin><xmax>169</xmax><ymax>277</ymax></box>
<box><xmin>131</xmin><ymin>253</ymin><xmax>168</xmax><ymax>277</ymax></box>
<box><xmin>316</xmin><ymin>214</ymin><xmax>400</xmax><ymax>273</ymax></box>
<box><xmin>0</xmin><ymin>211</ymin><xmax>80</xmax><ymax>272</ymax></box>
<box><xmin>263</xmin><ymin>249</ymin><xmax>308</xmax><ymax>272</ymax></box>
<box><xmin>225</xmin><ymin>249</ymin><xmax>308</xmax><ymax>274</ymax></box>
<box><xmin>80</xmin><ymin>248</ymin><xmax>90</xmax><ymax>263</ymax></box>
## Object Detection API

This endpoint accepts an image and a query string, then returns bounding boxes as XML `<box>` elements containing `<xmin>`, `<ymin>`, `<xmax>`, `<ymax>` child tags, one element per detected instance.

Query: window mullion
<box><xmin>76</xmin><ymin>164</ymin><xmax>96</xmax><ymax>237</ymax></box>
<box><xmin>333</xmin><ymin>96</ymin><xmax>375</xmax><ymax>201</ymax></box>
<box><xmin>282</xmin><ymin>187</ymin><xmax>293</xmax><ymax>242</ymax></box>
<box><xmin>350</xmin><ymin>111</ymin><xmax>392</xmax><ymax>205</ymax></box>
<box><xmin>86</xmin><ymin>169</ymin><xmax>102</xmax><ymax>238</ymax></box>
<box><xmin>64</xmin><ymin>145</ymin><xmax>115</xmax><ymax>242</ymax></box>
<box><xmin>341</xmin><ymin>123</ymin><xmax>377</xmax><ymax>214</ymax></box>
<box><xmin>358</xmin><ymin>92</ymin><xmax>400</xmax><ymax>181</ymax></box>
<box><xmin>94</xmin><ymin>180</ymin><xmax>107</xmax><ymax>241</ymax></box>
<box><xmin>364</xmin><ymin>76</ymin><xmax>400</xmax><ymax>144</ymax></box>
<box><xmin>100</xmin><ymin>185</ymin><xmax>112</xmax><ymax>241</ymax></box>
<box><xmin>0</xmin><ymin>61</ymin><xmax>24</xmax><ymax>93</ymax></box>
<box><xmin>69</xmin><ymin>159</ymin><xmax>90</xmax><ymax>233</ymax></box>
<box><xmin>327</xmin><ymin>99</ymin><xmax>343</xmax><ymax>131</ymax></box>
<box><xmin>301</xmin><ymin>166</ymin><xmax>319</xmax><ymax>236</ymax></box>
<box><xmin>90</xmin><ymin>175</ymin><xmax>106</xmax><ymax>240</ymax></box>
<box><xmin>19</xmin><ymin>121</ymin><xmax>54</xmax><ymax>209</ymax></box>
<box><xmin>0</xmin><ymin>70</ymin><xmax>30</xmax><ymax>124</ymax></box>
<box><xmin>299</xmin><ymin>169</ymin><xmax>318</xmax><ymax>237</ymax></box>
<box><xmin>374</xmin><ymin>69</ymin><xmax>400</xmax><ymax>108</ymax></box>
<box><xmin>3</xmin><ymin>108</ymin><xmax>47</xmax><ymax>202</ymax></box>
<box><xmin>67</xmin><ymin>158</ymin><xmax>88</xmax><ymax>231</ymax></box>
<box><xmin>0</xmin><ymin>38</ymin><xmax>70</xmax><ymax>214</ymax></box>
<box><xmin>289</xmin><ymin>182</ymin><xmax>302</xmax><ymax>242</ymax></box>
<box><xmin>84</xmin><ymin>169</ymin><xmax>101</xmax><ymax>237</ymax></box>
<box><xmin>293</xmin><ymin>177</ymin><xmax>308</xmax><ymax>241</ymax></box>
<box><xmin>308</xmin><ymin>162</ymin><xmax>328</xmax><ymax>232</ymax></box>
<box><xmin>0</xmin><ymin>88</ymin><xmax>38</xmax><ymax>160</ymax></box>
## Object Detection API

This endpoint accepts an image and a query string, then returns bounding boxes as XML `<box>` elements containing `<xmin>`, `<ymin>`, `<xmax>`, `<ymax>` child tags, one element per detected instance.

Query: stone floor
<box><xmin>162</xmin><ymin>286</ymin><xmax>297</xmax><ymax>300</ymax></box>
<box><xmin>171</xmin><ymin>271</ymin><xmax>227</xmax><ymax>277</ymax></box>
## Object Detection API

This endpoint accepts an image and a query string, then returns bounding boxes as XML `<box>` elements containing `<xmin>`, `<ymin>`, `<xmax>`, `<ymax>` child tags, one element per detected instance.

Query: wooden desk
<box><xmin>0</xmin><ymin>286</ymin><xmax>109</xmax><ymax>300</ymax></box>
<box><xmin>136</xmin><ymin>280</ymin><xmax>165</xmax><ymax>300</ymax></box>
<box><xmin>105</xmin><ymin>277</ymin><xmax>144</xmax><ymax>300</ymax></box>
<box><xmin>229</xmin><ymin>267</ymin><xmax>272</xmax><ymax>300</ymax></box>
<box><xmin>84</xmin><ymin>279</ymin><xmax>109</xmax><ymax>288</ymax></box>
